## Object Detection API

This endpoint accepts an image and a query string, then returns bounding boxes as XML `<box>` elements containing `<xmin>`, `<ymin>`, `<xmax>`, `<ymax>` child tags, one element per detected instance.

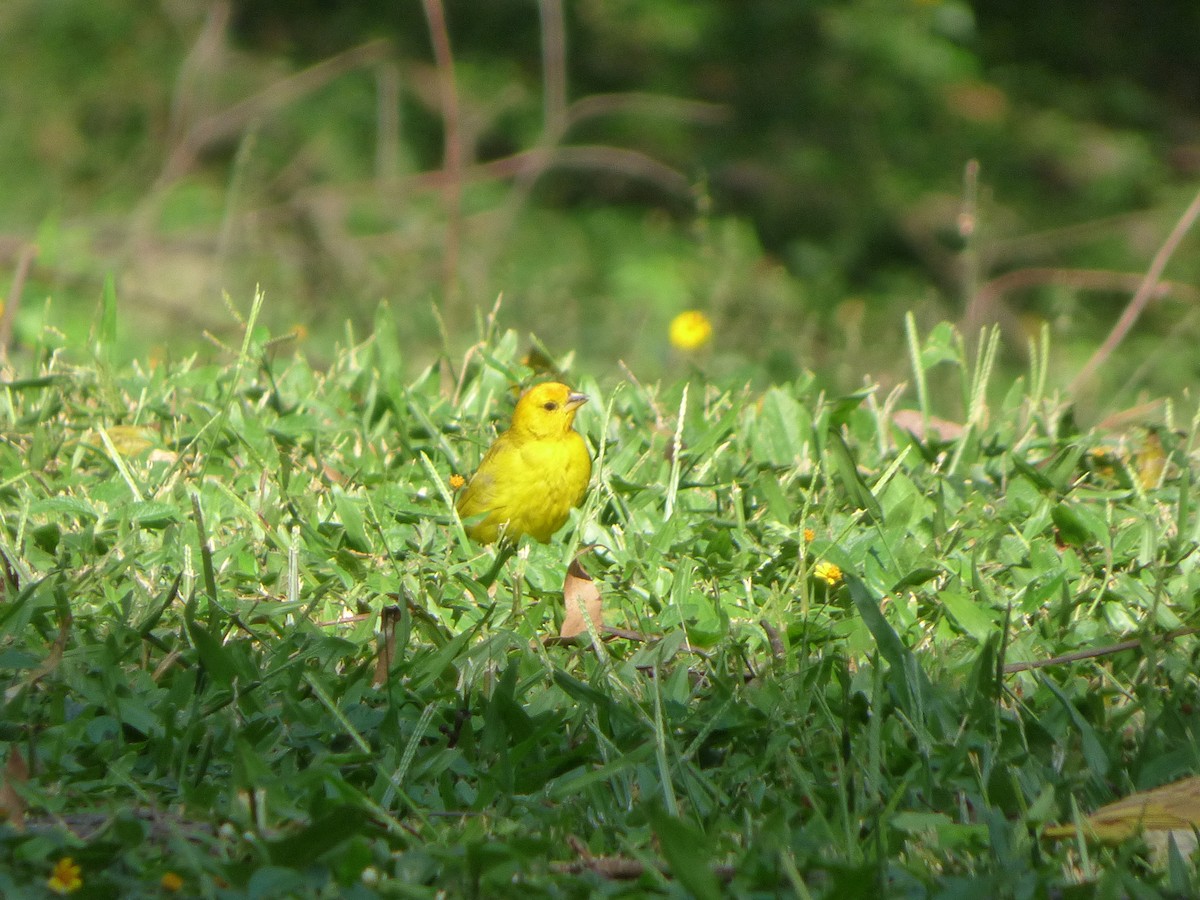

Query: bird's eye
<box><xmin>543</xmin><ymin>401</ymin><xmax>559</xmax><ymax>411</ymax></box>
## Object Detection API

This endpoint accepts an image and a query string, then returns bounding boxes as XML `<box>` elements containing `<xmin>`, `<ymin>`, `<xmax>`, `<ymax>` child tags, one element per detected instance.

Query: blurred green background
<box><xmin>2</xmin><ymin>0</ymin><xmax>1199</xmax><ymax>403</ymax></box>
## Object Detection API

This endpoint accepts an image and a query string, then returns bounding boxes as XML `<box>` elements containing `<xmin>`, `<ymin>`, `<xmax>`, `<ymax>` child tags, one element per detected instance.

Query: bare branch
<box><xmin>1069</xmin><ymin>187</ymin><xmax>1200</xmax><ymax>397</ymax></box>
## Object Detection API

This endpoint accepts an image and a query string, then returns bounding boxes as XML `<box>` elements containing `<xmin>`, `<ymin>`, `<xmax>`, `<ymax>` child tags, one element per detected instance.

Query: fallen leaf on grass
<box><xmin>90</xmin><ymin>424</ymin><xmax>157</xmax><ymax>457</ymax></box>
<box><xmin>550</xmin><ymin>856</ymin><xmax>655</xmax><ymax>880</ymax></box>
<box><xmin>556</xmin><ymin>825</ymin><xmax>736</xmax><ymax>885</ymax></box>
<box><xmin>891</xmin><ymin>409</ymin><xmax>966</xmax><ymax>443</ymax></box>
<box><xmin>559</xmin><ymin>556</ymin><xmax>602</xmax><ymax>638</ymax></box>
<box><xmin>373</xmin><ymin>605</ymin><xmax>403</xmax><ymax>687</ymax></box>
<box><xmin>0</xmin><ymin>747</ymin><xmax>28</xmax><ymax>828</ymax></box>
<box><xmin>549</xmin><ymin>854</ymin><xmax>735</xmax><ymax>884</ymax></box>
<box><xmin>1044</xmin><ymin>775</ymin><xmax>1200</xmax><ymax>859</ymax></box>
<box><xmin>1135</xmin><ymin>429</ymin><xmax>1166</xmax><ymax>489</ymax></box>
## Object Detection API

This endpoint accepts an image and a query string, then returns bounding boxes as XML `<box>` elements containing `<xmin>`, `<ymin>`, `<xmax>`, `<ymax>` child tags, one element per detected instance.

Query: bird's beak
<box><xmin>566</xmin><ymin>391</ymin><xmax>589</xmax><ymax>410</ymax></box>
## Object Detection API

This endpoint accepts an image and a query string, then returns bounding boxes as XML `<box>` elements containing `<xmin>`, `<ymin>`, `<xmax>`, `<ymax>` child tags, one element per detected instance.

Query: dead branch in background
<box><xmin>538</xmin><ymin>0</ymin><xmax>568</xmax><ymax>137</ymax></box>
<box><xmin>963</xmin><ymin>265</ymin><xmax>1200</xmax><ymax>344</ymax></box>
<box><xmin>375</xmin><ymin>60</ymin><xmax>402</xmax><ymax>184</ymax></box>
<box><xmin>166</xmin><ymin>0</ymin><xmax>232</xmax><ymax>147</ymax></box>
<box><xmin>411</xmin><ymin>145</ymin><xmax>695</xmax><ymax>199</ymax></box>
<box><xmin>158</xmin><ymin>40</ymin><xmax>393</xmax><ymax>189</ymax></box>
<box><xmin>1004</xmin><ymin>627</ymin><xmax>1199</xmax><ymax>673</ymax></box>
<box><xmin>421</xmin><ymin>0</ymin><xmax>464</xmax><ymax>310</ymax></box>
<box><xmin>1068</xmin><ymin>186</ymin><xmax>1200</xmax><ymax>397</ymax></box>
<box><xmin>0</xmin><ymin>242</ymin><xmax>36</xmax><ymax>368</ymax></box>
<box><xmin>567</xmin><ymin>92</ymin><xmax>729</xmax><ymax>129</ymax></box>
<box><xmin>119</xmin><ymin>6</ymin><xmax>726</xmax><ymax>326</ymax></box>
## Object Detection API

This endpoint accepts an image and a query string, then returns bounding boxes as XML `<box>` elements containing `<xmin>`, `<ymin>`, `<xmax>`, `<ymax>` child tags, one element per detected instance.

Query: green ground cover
<box><xmin>2</xmin><ymin>299</ymin><xmax>1199</xmax><ymax>896</ymax></box>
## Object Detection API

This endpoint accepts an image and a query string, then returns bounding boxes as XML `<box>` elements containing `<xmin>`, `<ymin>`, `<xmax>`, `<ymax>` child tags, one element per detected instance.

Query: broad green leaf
<box><xmin>267</xmin><ymin>807</ymin><xmax>369</xmax><ymax>865</ymax></box>
<box><xmin>1040</xmin><ymin>674</ymin><xmax>1109</xmax><ymax>776</ymax></box>
<box><xmin>186</xmin><ymin>622</ymin><xmax>237</xmax><ymax>687</ymax></box>
<box><xmin>121</xmin><ymin>500</ymin><xmax>182</xmax><ymax>529</ymax></box>
<box><xmin>332</xmin><ymin>487</ymin><xmax>370</xmax><ymax>552</ymax></box>
<box><xmin>647</xmin><ymin>806</ymin><xmax>723</xmax><ymax>900</ymax></box>
<box><xmin>849</xmin><ymin>575</ymin><xmax>930</xmax><ymax>724</ymax></box>
<box><xmin>828</xmin><ymin>428</ymin><xmax>883</xmax><ymax>522</ymax></box>
<box><xmin>1051</xmin><ymin>502</ymin><xmax>1098</xmax><ymax>547</ymax></box>
<box><xmin>919</xmin><ymin>321</ymin><xmax>959</xmax><ymax>369</ymax></box>
<box><xmin>750</xmin><ymin>387</ymin><xmax>809</xmax><ymax>467</ymax></box>
<box><xmin>939</xmin><ymin>585</ymin><xmax>995</xmax><ymax>642</ymax></box>
<box><xmin>546</xmin><ymin>743</ymin><xmax>656</xmax><ymax>800</ymax></box>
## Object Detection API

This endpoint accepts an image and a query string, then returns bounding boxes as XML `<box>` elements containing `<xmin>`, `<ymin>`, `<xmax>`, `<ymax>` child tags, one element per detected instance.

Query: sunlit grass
<box><xmin>1</xmin><ymin>302</ymin><xmax>1199</xmax><ymax>895</ymax></box>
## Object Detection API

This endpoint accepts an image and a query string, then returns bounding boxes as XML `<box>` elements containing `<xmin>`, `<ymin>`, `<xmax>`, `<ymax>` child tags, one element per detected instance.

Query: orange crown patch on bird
<box><xmin>456</xmin><ymin>382</ymin><xmax>592</xmax><ymax>545</ymax></box>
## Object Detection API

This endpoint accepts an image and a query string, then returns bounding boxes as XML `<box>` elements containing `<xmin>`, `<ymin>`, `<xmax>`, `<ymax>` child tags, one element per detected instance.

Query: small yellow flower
<box><xmin>161</xmin><ymin>871</ymin><xmax>184</xmax><ymax>892</ymax></box>
<box><xmin>48</xmin><ymin>857</ymin><xmax>82</xmax><ymax>895</ymax></box>
<box><xmin>669</xmin><ymin>310</ymin><xmax>713</xmax><ymax>351</ymax></box>
<box><xmin>813</xmin><ymin>561</ymin><xmax>842</xmax><ymax>586</ymax></box>
<box><xmin>802</xmin><ymin>527</ymin><xmax>815</xmax><ymax>542</ymax></box>
<box><xmin>449</xmin><ymin>473</ymin><xmax>466</xmax><ymax>491</ymax></box>
<box><xmin>162</xmin><ymin>873</ymin><xmax>184</xmax><ymax>897</ymax></box>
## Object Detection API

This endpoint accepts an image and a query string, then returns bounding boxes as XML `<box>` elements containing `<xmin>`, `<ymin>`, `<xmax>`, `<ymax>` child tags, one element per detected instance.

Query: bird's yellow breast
<box><xmin>457</xmin><ymin>422</ymin><xmax>591</xmax><ymax>544</ymax></box>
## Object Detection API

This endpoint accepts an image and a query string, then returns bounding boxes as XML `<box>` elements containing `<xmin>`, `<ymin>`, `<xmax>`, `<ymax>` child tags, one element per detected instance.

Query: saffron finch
<box><xmin>456</xmin><ymin>382</ymin><xmax>591</xmax><ymax>544</ymax></box>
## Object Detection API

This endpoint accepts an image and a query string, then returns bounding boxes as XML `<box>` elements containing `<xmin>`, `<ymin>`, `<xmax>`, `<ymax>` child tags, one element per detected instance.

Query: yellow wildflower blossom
<box><xmin>669</xmin><ymin>311</ymin><xmax>713</xmax><ymax>351</ymax></box>
<box><xmin>161</xmin><ymin>872</ymin><xmax>184</xmax><ymax>892</ymax></box>
<box><xmin>449</xmin><ymin>473</ymin><xmax>466</xmax><ymax>490</ymax></box>
<box><xmin>48</xmin><ymin>857</ymin><xmax>82</xmax><ymax>895</ymax></box>
<box><xmin>813</xmin><ymin>561</ymin><xmax>842</xmax><ymax>586</ymax></box>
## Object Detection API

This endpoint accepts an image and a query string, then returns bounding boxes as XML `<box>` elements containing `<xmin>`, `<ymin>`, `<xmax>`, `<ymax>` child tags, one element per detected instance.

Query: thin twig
<box><xmin>567</xmin><ymin>92</ymin><xmax>730</xmax><ymax>129</ymax></box>
<box><xmin>957</xmin><ymin>160</ymin><xmax>982</xmax><ymax>333</ymax></box>
<box><xmin>1069</xmin><ymin>187</ymin><xmax>1200</xmax><ymax>397</ymax></box>
<box><xmin>964</xmin><ymin>266</ymin><xmax>1200</xmax><ymax>339</ymax></box>
<box><xmin>542</xmin><ymin>625</ymin><xmax>708</xmax><ymax>656</ymax></box>
<box><xmin>159</xmin><ymin>40</ymin><xmax>393</xmax><ymax>187</ymax></box>
<box><xmin>420</xmin><ymin>0</ymin><xmax>463</xmax><ymax>308</ymax></box>
<box><xmin>166</xmin><ymin>0</ymin><xmax>231</xmax><ymax>145</ymax></box>
<box><xmin>0</xmin><ymin>242</ymin><xmax>36</xmax><ymax>367</ymax></box>
<box><xmin>550</xmin><ymin>855</ymin><xmax>736</xmax><ymax>883</ymax></box>
<box><xmin>375</xmin><ymin>60</ymin><xmax>402</xmax><ymax>184</ymax></box>
<box><xmin>22</xmin><ymin>808</ymin><xmax>217</xmax><ymax>844</ymax></box>
<box><xmin>412</xmin><ymin>144</ymin><xmax>693</xmax><ymax>198</ymax></box>
<box><xmin>1003</xmin><ymin>627</ymin><xmax>1198</xmax><ymax>674</ymax></box>
<box><xmin>537</xmin><ymin>0</ymin><xmax>567</xmax><ymax>136</ymax></box>
<box><xmin>760</xmin><ymin>619</ymin><xmax>786</xmax><ymax>663</ymax></box>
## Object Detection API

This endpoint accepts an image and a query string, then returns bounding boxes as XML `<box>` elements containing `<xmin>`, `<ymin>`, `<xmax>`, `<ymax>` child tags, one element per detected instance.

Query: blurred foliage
<box><xmin>1</xmin><ymin>0</ymin><xmax>1199</xmax><ymax>402</ymax></box>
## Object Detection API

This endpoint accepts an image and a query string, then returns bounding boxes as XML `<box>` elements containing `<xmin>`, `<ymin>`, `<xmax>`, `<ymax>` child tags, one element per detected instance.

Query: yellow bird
<box><xmin>456</xmin><ymin>382</ymin><xmax>592</xmax><ymax>545</ymax></box>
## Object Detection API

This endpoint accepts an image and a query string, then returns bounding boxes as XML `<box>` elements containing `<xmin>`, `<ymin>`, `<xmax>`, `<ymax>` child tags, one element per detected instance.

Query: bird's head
<box><xmin>510</xmin><ymin>382</ymin><xmax>588</xmax><ymax>438</ymax></box>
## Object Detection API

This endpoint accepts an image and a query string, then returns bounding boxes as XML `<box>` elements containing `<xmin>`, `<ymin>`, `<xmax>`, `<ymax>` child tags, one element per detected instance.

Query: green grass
<box><xmin>2</xmin><ymin>298</ymin><xmax>1200</xmax><ymax>898</ymax></box>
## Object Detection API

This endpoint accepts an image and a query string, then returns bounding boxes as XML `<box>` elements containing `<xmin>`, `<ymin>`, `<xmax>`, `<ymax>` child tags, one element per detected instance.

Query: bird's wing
<box><xmin>456</xmin><ymin>433</ymin><xmax>514</xmax><ymax>514</ymax></box>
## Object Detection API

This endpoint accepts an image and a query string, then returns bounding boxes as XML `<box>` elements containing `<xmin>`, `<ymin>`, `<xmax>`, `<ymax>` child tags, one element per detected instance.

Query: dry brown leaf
<box><xmin>0</xmin><ymin>747</ymin><xmax>28</xmax><ymax>828</ymax></box>
<box><xmin>92</xmin><ymin>424</ymin><xmax>157</xmax><ymax>457</ymax></box>
<box><xmin>373</xmin><ymin>605</ymin><xmax>403</xmax><ymax>687</ymax></box>
<box><xmin>1135</xmin><ymin>429</ymin><xmax>1166</xmax><ymax>489</ymax></box>
<box><xmin>550</xmin><ymin>855</ymin><xmax>649</xmax><ymax>880</ymax></box>
<box><xmin>1044</xmin><ymin>775</ymin><xmax>1200</xmax><ymax>857</ymax></box>
<box><xmin>559</xmin><ymin>557</ymin><xmax>603</xmax><ymax>638</ymax></box>
<box><xmin>549</xmin><ymin>854</ymin><xmax>736</xmax><ymax>883</ymax></box>
<box><xmin>152</xmin><ymin>648</ymin><xmax>184</xmax><ymax>682</ymax></box>
<box><xmin>891</xmin><ymin>409</ymin><xmax>965</xmax><ymax>443</ymax></box>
